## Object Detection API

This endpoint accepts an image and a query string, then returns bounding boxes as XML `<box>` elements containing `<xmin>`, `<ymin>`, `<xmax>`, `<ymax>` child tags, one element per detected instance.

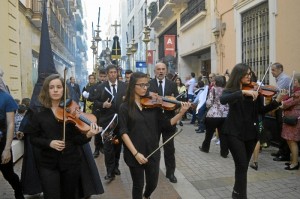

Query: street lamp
<box><xmin>126</xmin><ymin>43</ymin><xmax>132</xmax><ymax>70</ymax></box>
<box><xmin>130</xmin><ymin>39</ymin><xmax>137</xmax><ymax>71</ymax></box>
<box><xmin>142</xmin><ymin>26</ymin><xmax>151</xmax><ymax>74</ymax></box>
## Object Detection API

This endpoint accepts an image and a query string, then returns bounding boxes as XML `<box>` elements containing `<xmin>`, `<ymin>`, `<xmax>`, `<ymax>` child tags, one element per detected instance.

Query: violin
<box><xmin>54</xmin><ymin>99</ymin><xmax>97</xmax><ymax>133</ymax></box>
<box><xmin>140</xmin><ymin>95</ymin><xmax>182</xmax><ymax>111</ymax></box>
<box><xmin>242</xmin><ymin>82</ymin><xmax>277</xmax><ymax>97</ymax></box>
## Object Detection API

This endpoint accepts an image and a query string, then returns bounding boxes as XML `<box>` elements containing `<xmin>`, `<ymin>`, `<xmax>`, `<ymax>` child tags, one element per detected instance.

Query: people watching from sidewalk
<box><xmin>149</xmin><ymin>62</ymin><xmax>179</xmax><ymax>183</ymax></box>
<box><xmin>0</xmin><ymin>79</ymin><xmax>25</xmax><ymax>199</ymax></box>
<box><xmin>199</xmin><ymin>75</ymin><xmax>229</xmax><ymax>158</ymax></box>
<box><xmin>193</xmin><ymin>80</ymin><xmax>209</xmax><ymax>133</ymax></box>
<box><xmin>220</xmin><ymin>63</ymin><xmax>283</xmax><ymax>199</ymax></box>
<box><xmin>185</xmin><ymin>72</ymin><xmax>196</xmax><ymax>102</ymax></box>
<box><xmin>270</xmin><ymin>63</ymin><xmax>292</xmax><ymax>162</ymax></box>
<box><xmin>14</xmin><ymin>104</ymin><xmax>27</xmax><ymax>139</ymax></box>
<box><xmin>176</xmin><ymin>77</ymin><xmax>187</xmax><ymax>126</ymax></box>
<box><xmin>69</xmin><ymin>76</ymin><xmax>81</xmax><ymax>101</ymax></box>
<box><xmin>28</xmin><ymin>74</ymin><xmax>101</xmax><ymax>199</ymax></box>
<box><xmin>125</xmin><ymin>69</ymin><xmax>133</xmax><ymax>84</ymax></box>
<box><xmin>119</xmin><ymin>72</ymin><xmax>190</xmax><ymax>199</ymax></box>
<box><xmin>208</xmin><ymin>73</ymin><xmax>216</xmax><ymax>89</ymax></box>
<box><xmin>280</xmin><ymin>73</ymin><xmax>300</xmax><ymax>170</ymax></box>
<box><xmin>82</xmin><ymin>74</ymin><xmax>96</xmax><ymax>113</ymax></box>
<box><xmin>93</xmin><ymin>65</ymin><xmax>127</xmax><ymax>181</ymax></box>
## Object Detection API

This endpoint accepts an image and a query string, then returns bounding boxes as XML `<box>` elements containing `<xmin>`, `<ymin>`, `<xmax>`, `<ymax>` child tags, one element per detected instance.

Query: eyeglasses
<box><xmin>135</xmin><ymin>83</ymin><xmax>150</xmax><ymax>88</ymax></box>
<box><xmin>244</xmin><ymin>72</ymin><xmax>252</xmax><ymax>77</ymax></box>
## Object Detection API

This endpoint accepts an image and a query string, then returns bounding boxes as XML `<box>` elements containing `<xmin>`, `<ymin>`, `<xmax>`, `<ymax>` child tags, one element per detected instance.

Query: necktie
<box><xmin>158</xmin><ymin>80</ymin><xmax>163</xmax><ymax>96</ymax></box>
<box><xmin>112</xmin><ymin>84</ymin><xmax>117</xmax><ymax>102</ymax></box>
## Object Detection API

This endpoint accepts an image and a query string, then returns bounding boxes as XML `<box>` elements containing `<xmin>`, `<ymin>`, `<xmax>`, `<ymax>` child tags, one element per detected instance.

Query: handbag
<box><xmin>283</xmin><ymin>116</ymin><xmax>298</xmax><ymax>126</ymax></box>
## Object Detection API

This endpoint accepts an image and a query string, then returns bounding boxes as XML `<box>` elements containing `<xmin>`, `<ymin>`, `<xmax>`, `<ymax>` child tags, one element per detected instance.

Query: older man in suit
<box><xmin>149</xmin><ymin>62</ymin><xmax>179</xmax><ymax>183</ymax></box>
<box><xmin>93</xmin><ymin>65</ymin><xmax>127</xmax><ymax>181</ymax></box>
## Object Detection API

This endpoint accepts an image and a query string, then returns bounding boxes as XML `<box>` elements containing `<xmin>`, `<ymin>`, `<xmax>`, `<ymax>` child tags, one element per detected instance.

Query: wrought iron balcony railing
<box><xmin>180</xmin><ymin>0</ymin><xmax>205</xmax><ymax>26</ymax></box>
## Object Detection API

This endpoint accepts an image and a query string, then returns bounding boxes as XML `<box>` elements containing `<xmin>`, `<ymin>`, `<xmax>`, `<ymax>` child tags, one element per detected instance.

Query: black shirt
<box><xmin>119</xmin><ymin>102</ymin><xmax>172</xmax><ymax>167</ymax></box>
<box><xmin>30</xmin><ymin>108</ymin><xmax>91</xmax><ymax>170</ymax></box>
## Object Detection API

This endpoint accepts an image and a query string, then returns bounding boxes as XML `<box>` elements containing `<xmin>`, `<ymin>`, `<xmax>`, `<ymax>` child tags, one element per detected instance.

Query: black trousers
<box><xmin>202</xmin><ymin>117</ymin><xmax>228</xmax><ymax>156</ymax></box>
<box><xmin>129</xmin><ymin>158</ymin><xmax>160</xmax><ymax>199</ymax></box>
<box><xmin>103</xmin><ymin>141</ymin><xmax>121</xmax><ymax>175</ymax></box>
<box><xmin>94</xmin><ymin>133</ymin><xmax>103</xmax><ymax>151</ymax></box>
<box><xmin>39</xmin><ymin>165</ymin><xmax>80</xmax><ymax>199</ymax></box>
<box><xmin>0</xmin><ymin>141</ymin><xmax>23</xmax><ymax>199</ymax></box>
<box><xmin>161</xmin><ymin>128</ymin><xmax>176</xmax><ymax>176</ymax></box>
<box><xmin>226</xmin><ymin>135</ymin><xmax>256</xmax><ymax>198</ymax></box>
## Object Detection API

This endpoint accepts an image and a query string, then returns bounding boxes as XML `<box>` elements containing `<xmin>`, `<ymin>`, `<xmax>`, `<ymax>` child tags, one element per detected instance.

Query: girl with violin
<box><xmin>119</xmin><ymin>72</ymin><xmax>190</xmax><ymax>199</ymax></box>
<box><xmin>29</xmin><ymin>74</ymin><xmax>101</xmax><ymax>199</ymax></box>
<box><xmin>220</xmin><ymin>63</ymin><xmax>283</xmax><ymax>199</ymax></box>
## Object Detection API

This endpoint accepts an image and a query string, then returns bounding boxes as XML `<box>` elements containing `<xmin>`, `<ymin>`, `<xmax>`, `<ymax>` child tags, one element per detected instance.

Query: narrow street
<box><xmin>1</xmin><ymin>120</ymin><xmax>300</xmax><ymax>199</ymax></box>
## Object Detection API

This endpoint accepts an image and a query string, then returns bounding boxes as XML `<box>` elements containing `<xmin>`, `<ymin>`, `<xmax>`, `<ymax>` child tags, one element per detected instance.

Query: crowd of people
<box><xmin>0</xmin><ymin>62</ymin><xmax>299</xmax><ymax>199</ymax></box>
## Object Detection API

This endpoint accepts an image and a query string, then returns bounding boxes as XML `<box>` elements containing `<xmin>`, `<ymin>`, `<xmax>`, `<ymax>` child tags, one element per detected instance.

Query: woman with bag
<box><xmin>280</xmin><ymin>73</ymin><xmax>300</xmax><ymax>170</ymax></box>
<box><xmin>199</xmin><ymin>75</ymin><xmax>229</xmax><ymax>158</ymax></box>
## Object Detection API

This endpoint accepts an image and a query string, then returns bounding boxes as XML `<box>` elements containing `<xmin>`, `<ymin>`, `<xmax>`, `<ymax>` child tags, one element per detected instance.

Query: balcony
<box><xmin>180</xmin><ymin>0</ymin><xmax>206</xmax><ymax>32</ymax></box>
<box><xmin>150</xmin><ymin>0</ymin><xmax>188</xmax><ymax>31</ymax></box>
<box><xmin>27</xmin><ymin>0</ymin><xmax>42</xmax><ymax>28</ymax></box>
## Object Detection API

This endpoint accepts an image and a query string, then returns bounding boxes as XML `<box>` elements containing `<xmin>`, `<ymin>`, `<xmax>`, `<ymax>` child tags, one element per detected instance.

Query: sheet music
<box><xmin>101</xmin><ymin>113</ymin><xmax>118</xmax><ymax>139</ymax></box>
<box><xmin>105</xmin><ymin>87</ymin><xmax>115</xmax><ymax>103</ymax></box>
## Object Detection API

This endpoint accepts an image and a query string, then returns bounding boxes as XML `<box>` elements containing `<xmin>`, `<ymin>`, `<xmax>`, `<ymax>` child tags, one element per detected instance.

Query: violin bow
<box><xmin>146</xmin><ymin>128</ymin><xmax>183</xmax><ymax>159</ymax></box>
<box><xmin>63</xmin><ymin>67</ymin><xmax>67</xmax><ymax>142</ymax></box>
<box><xmin>257</xmin><ymin>62</ymin><xmax>272</xmax><ymax>91</ymax></box>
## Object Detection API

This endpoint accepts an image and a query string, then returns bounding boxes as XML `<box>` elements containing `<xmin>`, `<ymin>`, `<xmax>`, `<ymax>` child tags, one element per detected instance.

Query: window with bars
<box><xmin>242</xmin><ymin>2</ymin><xmax>269</xmax><ymax>83</ymax></box>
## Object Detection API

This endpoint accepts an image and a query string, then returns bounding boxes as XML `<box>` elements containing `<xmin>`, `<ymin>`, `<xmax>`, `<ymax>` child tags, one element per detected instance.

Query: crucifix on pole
<box><xmin>111</xmin><ymin>20</ymin><xmax>121</xmax><ymax>35</ymax></box>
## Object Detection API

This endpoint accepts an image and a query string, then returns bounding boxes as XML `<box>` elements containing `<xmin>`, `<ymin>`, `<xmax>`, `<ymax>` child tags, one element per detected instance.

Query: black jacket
<box><xmin>93</xmin><ymin>81</ymin><xmax>127</xmax><ymax>130</ymax></box>
<box><xmin>30</xmin><ymin>108</ymin><xmax>91</xmax><ymax>170</ymax></box>
<box><xmin>220</xmin><ymin>90</ymin><xmax>280</xmax><ymax>140</ymax></box>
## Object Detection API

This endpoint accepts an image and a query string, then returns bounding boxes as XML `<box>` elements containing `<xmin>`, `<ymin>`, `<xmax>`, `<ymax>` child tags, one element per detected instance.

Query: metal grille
<box><xmin>242</xmin><ymin>2</ymin><xmax>269</xmax><ymax>83</ymax></box>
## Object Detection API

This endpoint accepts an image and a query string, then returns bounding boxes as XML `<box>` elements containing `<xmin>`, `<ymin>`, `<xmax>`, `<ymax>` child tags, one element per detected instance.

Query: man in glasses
<box><xmin>148</xmin><ymin>62</ymin><xmax>179</xmax><ymax>183</ymax></box>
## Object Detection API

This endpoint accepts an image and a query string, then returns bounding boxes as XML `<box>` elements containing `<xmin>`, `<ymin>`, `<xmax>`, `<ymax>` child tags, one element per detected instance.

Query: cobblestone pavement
<box><xmin>1</xmin><ymin>120</ymin><xmax>300</xmax><ymax>199</ymax></box>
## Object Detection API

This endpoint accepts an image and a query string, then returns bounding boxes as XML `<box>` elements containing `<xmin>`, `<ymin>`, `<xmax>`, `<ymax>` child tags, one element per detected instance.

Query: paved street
<box><xmin>1</xmin><ymin>120</ymin><xmax>300</xmax><ymax>199</ymax></box>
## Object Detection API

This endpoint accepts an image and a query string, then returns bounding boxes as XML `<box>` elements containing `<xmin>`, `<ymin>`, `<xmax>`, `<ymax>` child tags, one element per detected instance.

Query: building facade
<box><xmin>148</xmin><ymin>0</ymin><xmax>299</xmax><ymax>83</ymax></box>
<box><xmin>0</xmin><ymin>0</ymin><xmax>88</xmax><ymax>99</ymax></box>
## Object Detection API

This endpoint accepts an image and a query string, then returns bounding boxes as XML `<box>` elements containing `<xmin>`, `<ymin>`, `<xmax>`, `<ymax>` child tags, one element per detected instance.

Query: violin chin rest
<box><xmin>59</xmin><ymin>98</ymin><xmax>72</xmax><ymax>107</ymax></box>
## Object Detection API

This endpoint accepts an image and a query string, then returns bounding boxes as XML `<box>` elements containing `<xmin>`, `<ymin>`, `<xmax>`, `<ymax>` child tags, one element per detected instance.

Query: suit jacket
<box><xmin>93</xmin><ymin>80</ymin><xmax>127</xmax><ymax>130</ymax></box>
<box><xmin>149</xmin><ymin>78</ymin><xmax>179</xmax><ymax>132</ymax></box>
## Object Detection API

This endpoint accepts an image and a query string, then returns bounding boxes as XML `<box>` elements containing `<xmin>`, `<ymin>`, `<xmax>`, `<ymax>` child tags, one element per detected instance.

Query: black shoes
<box><xmin>250</xmin><ymin>162</ymin><xmax>258</xmax><ymax>171</ymax></box>
<box><xmin>114</xmin><ymin>168</ymin><xmax>121</xmax><ymax>175</ymax></box>
<box><xmin>285</xmin><ymin>162</ymin><xmax>299</xmax><ymax>170</ymax></box>
<box><xmin>93</xmin><ymin>150</ymin><xmax>100</xmax><ymax>158</ymax></box>
<box><xmin>196</xmin><ymin>129</ymin><xmax>205</xmax><ymax>133</ymax></box>
<box><xmin>199</xmin><ymin>146</ymin><xmax>208</xmax><ymax>153</ymax></box>
<box><xmin>166</xmin><ymin>174</ymin><xmax>177</xmax><ymax>183</ymax></box>
<box><xmin>273</xmin><ymin>156</ymin><xmax>290</xmax><ymax>161</ymax></box>
<box><xmin>104</xmin><ymin>173</ymin><xmax>115</xmax><ymax>181</ymax></box>
<box><xmin>179</xmin><ymin>121</ymin><xmax>183</xmax><ymax>126</ymax></box>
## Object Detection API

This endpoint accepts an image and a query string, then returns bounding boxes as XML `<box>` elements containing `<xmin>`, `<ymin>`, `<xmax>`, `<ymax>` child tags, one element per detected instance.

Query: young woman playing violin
<box><xmin>29</xmin><ymin>74</ymin><xmax>101</xmax><ymax>199</ymax></box>
<box><xmin>220</xmin><ymin>63</ymin><xmax>284</xmax><ymax>199</ymax></box>
<box><xmin>119</xmin><ymin>72</ymin><xmax>190</xmax><ymax>199</ymax></box>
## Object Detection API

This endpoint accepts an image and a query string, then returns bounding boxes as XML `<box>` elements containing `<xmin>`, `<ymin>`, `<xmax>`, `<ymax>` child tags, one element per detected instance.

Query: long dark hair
<box><xmin>39</xmin><ymin>74</ymin><xmax>67</xmax><ymax>108</ymax></box>
<box><xmin>176</xmin><ymin>77</ymin><xmax>184</xmax><ymax>87</ymax></box>
<box><xmin>225</xmin><ymin>63</ymin><xmax>251</xmax><ymax>91</ymax></box>
<box><xmin>125</xmin><ymin>72</ymin><xmax>148</xmax><ymax>116</ymax></box>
